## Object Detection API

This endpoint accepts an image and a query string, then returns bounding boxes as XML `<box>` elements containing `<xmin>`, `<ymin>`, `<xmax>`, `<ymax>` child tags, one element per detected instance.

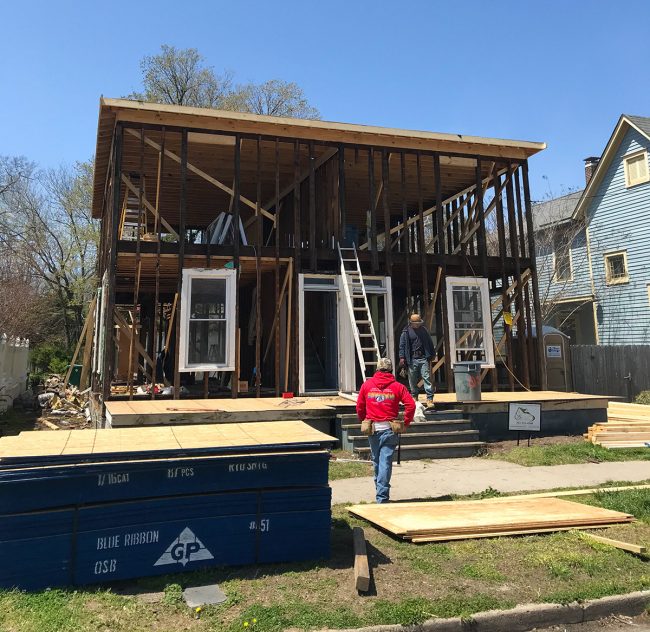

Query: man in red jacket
<box><xmin>356</xmin><ymin>358</ymin><xmax>416</xmax><ymax>503</ymax></box>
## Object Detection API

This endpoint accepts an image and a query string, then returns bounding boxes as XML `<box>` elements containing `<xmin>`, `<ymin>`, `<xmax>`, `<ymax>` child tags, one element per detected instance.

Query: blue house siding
<box><xmin>536</xmin><ymin>226</ymin><xmax>592</xmax><ymax>307</ymax></box>
<box><xmin>586</xmin><ymin>127</ymin><xmax>650</xmax><ymax>344</ymax></box>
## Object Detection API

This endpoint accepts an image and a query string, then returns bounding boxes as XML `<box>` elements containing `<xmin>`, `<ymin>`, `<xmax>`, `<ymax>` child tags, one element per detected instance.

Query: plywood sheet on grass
<box><xmin>348</xmin><ymin>497</ymin><xmax>633</xmax><ymax>540</ymax></box>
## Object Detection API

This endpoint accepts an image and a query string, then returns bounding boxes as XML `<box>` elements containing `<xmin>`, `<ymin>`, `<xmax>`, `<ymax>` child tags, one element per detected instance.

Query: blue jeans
<box><xmin>408</xmin><ymin>357</ymin><xmax>434</xmax><ymax>400</ymax></box>
<box><xmin>368</xmin><ymin>429</ymin><xmax>398</xmax><ymax>503</ymax></box>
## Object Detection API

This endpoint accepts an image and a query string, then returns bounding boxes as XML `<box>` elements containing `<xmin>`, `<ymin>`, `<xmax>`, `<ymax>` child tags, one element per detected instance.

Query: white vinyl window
<box><xmin>179</xmin><ymin>269</ymin><xmax>237</xmax><ymax>371</ymax></box>
<box><xmin>604</xmin><ymin>251</ymin><xmax>629</xmax><ymax>285</ymax></box>
<box><xmin>446</xmin><ymin>276</ymin><xmax>494</xmax><ymax>368</ymax></box>
<box><xmin>624</xmin><ymin>150</ymin><xmax>649</xmax><ymax>188</ymax></box>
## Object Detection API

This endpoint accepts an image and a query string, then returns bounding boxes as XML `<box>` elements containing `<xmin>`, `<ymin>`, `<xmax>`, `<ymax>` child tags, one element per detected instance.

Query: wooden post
<box><xmin>151</xmin><ymin>127</ymin><xmax>165</xmax><ymax>400</ymax></box>
<box><xmin>515</xmin><ymin>167</ymin><xmax>535</xmax><ymax>385</ymax></box>
<box><xmin>368</xmin><ymin>149</ymin><xmax>378</xmax><ymax>271</ymax></box>
<box><xmin>506</xmin><ymin>165</ymin><xmax>530</xmax><ymax>389</ymax></box>
<box><xmin>416</xmin><ymin>153</ymin><xmax>429</xmax><ymax>315</ymax></box>
<box><xmin>400</xmin><ymin>152</ymin><xmax>412</xmax><ymax>313</ymax></box>
<box><xmin>292</xmin><ymin>142</ymin><xmax>301</xmax><ymax>393</ymax></box>
<box><xmin>232</xmin><ymin>134</ymin><xmax>241</xmax><ymax>398</ymax></box>
<box><xmin>173</xmin><ymin>129</ymin><xmax>188</xmax><ymax>399</ymax></box>
<box><xmin>522</xmin><ymin>161</ymin><xmax>548</xmax><ymax>390</ymax></box>
<box><xmin>309</xmin><ymin>141</ymin><xmax>317</xmax><ymax>271</ymax></box>
<box><xmin>102</xmin><ymin>123</ymin><xmax>123</xmax><ymax>405</ymax></box>
<box><xmin>434</xmin><ymin>154</ymin><xmax>453</xmax><ymax>390</ymax></box>
<box><xmin>495</xmin><ymin>168</ymin><xmax>515</xmax><ymax>390</ymax></box>
<box><xmin>274</xmin><ymin>139</ymin><xmax>281</xmax><ymax>396</ymax></box>
<box><xmin>381</xmin><ymin>150</ymin><xmax>392</xmax><ymax>277</ymax></box>
<box><xmin>285</xmin><ymin>258</ymin><xmax>294</xmax><ymax>393</ymax></box>
<box><xmin>255</xmin><ymin>136</ymin><xmax>263</xmax><ymax>397</ymax></box>
<box><xmin>352</xmin><ymin>527</ymin><xmax>371</xmax><ymax>592</ymax></box>
<box><xmin>338</xmin><ymin>144</ymin><xmax>346</xmax><ymax>240</ymax></box>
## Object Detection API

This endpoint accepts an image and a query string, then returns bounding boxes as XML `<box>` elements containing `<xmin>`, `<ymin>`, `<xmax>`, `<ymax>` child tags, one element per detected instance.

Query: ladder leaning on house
<box><xmin>337</xmin><ymin>242</ymin><xmax>381</xmax><ymax>378</ymax></box>
<box><xmin>119</xmin><ymin>175</ymin><xmax>148</xmax><ymax>240</ymax></box>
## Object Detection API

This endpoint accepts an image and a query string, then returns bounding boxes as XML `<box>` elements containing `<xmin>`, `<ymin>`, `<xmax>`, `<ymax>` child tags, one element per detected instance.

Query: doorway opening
<box><xmin>303</xmin><ymin>290</ymin><xmax>339</xmax><ymax>391</ymax></box>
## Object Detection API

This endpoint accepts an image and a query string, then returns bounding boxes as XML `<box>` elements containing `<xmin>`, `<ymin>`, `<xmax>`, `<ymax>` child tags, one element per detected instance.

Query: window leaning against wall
<box><xmin>624</xmin><ymin>150</ymin><xmax>649</xmax><ymax>188</ymax></box>
<box><xmin>604</xmin><ymin>251</ymin><xmax>629</xmax><ymax>285</ymax></box>
<box><xmin>179</xmin><ymin>269</ymin><xmax>237</xmax><ymax>372</ymax></box>
<box><xmin>445</xmin><ymin>276</ymin><xmax>494</xmax><ymax>368</ymax></box>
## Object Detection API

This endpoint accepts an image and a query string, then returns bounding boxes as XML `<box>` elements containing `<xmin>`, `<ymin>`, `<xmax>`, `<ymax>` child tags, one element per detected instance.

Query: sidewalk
<box><xmin>331</xmin><ymin>457</ymin><xmax>650</xmax><ymax>504</ymax></box>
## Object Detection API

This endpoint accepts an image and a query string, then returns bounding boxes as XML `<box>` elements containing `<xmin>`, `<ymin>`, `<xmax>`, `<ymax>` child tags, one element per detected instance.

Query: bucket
<box><xmin>453</xmin><ymin>362</ymin><xmax>482</xmax><ymax>401</ymax></box>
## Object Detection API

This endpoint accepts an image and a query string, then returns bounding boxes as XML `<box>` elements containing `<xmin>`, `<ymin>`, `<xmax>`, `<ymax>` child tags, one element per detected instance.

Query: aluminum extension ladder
<box><xmin>337</xmin><ymin>242</ymin><xmax>381</xmax><ymax>377</ymax></box>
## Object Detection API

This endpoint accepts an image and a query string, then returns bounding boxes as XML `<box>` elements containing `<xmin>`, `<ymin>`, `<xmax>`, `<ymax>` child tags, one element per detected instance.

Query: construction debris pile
<box><xmin>586</xmin><ymin>401</ymin><xmax>650</xmax><ymax>449</ymax></box>
<box><xmin>37</xmin><ymin>375</ymin><xmax>90</xmax><ymax>430</ymax></box>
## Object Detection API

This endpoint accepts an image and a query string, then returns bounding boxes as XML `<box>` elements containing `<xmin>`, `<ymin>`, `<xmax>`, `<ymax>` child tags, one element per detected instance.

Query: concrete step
<box><xmin>424</xmin><ymin>409</ymin><xmax>466</xmax><ymax>421</ymax></box>
<box><xmin>349</xmin><ymin>429</ymin><xmax>480</xmax><ymax>445</ymax></box>
<box><xmin>354</xmin><ymin>441</ymin><xmax>486</xmax><ymax>460</ymax></box>
<box><xmin>342</xmin><ymin>420</ymin><xmax>473</xmax><ymax>436</ymax></box>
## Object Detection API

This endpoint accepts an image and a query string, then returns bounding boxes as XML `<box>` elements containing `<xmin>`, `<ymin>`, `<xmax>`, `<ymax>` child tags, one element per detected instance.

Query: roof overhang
<box><xmin>572</xmin><ymin>115</ymin><xmax>650</xmax><ymax>221</ymax></box>
<box><xmin>92</xmin><ymin>97</ymin><xmax>546</xmax><ymax>218</ymax></box>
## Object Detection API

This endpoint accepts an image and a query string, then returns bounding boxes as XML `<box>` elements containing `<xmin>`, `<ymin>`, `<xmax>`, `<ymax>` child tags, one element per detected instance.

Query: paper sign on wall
<box><xmin>508</xmin><ymin>403</ymin><xmax>541</xmax><ymax>432</ymax></box>
<box><xmin>546</xmin><ymin>345</ymin><xmax>562</xmax><ymax>358</ymax></box>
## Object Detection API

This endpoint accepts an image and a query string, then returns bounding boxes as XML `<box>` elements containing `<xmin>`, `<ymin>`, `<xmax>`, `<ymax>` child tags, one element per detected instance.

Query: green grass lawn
<box><xmin>328</xmin><ymin>450</ymin><xmax>372</xmax><ymax>481</ymax></box>
<box><xmin>1</xmin><ymin>487</ymin><xmax>649</xmax><ymax>632</ymax></box>
<box><xmin>487</xmin><ymin>440</ymin><xmax>650</xmax><ymax>466</ymax></box>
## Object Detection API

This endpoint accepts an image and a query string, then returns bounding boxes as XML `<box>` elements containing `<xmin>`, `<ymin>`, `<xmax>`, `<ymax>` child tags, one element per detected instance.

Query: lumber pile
<box><xmin>348</xmin><ymin>497</ymin><xmax>634</xmax><ymax>543</ymax></box>
<box><xmin>586</xmin><ymin>402</ymin><xmax>650</xmax><ymax>449</ymax></box>
<box><xmin>0</xmin><ymin>421</ymin><xmax>335</xmax><ymax>590</ymax></box>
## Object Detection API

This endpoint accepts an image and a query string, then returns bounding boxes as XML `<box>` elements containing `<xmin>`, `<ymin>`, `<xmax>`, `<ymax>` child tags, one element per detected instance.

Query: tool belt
<box><xmin>361</xmin><ymin>419</ymin><xmax>405</xmax><ymax>435</ymax></box>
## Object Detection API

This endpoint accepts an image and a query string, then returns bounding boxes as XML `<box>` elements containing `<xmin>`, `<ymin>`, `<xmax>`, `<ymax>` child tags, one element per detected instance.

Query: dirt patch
<box><xmin>486</xmin><ymin>434</ymin><xmax>581</xmax><ymax>454</ymax></box>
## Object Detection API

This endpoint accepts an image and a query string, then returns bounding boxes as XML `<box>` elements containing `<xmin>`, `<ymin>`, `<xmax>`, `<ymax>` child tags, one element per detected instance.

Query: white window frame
<box><xmin>446</xmin><ymin>276</ymin><xmax>494</xmax><ymax>369</ymax></box>
<box><xmin>179</xmin><ymin>268</ymin><xmax>237</xmax><ymax>372</ymax></box>
<box><xmin>604</xmin><ymin>250</ymin><xmax>629</xmax><ymax>286</ymax></box>
<box><xmin>623</xmin><ymin>150</ymin><xmax>650</xmax><ymax>188</ymax></box>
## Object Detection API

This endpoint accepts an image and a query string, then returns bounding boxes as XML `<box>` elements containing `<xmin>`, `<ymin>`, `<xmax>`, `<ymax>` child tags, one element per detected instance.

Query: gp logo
<box><xmin>154</xmin><ymin>527</ymin><xmax>214</xmax><ymax>567</ymax></box>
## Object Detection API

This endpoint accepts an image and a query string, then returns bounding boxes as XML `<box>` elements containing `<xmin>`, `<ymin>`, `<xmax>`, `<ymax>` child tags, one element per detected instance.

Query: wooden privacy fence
<box><xmin>571</xmin><ymin>345</ymin><xmax>650</xmax><ymax>401</ymax></box>
<box><xmin>0</xmin><ymin>334</ymin><xmax>30</xmax><ymax>410</ymax></box>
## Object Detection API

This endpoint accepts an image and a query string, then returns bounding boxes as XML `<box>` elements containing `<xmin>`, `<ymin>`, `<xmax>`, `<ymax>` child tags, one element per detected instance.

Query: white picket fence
<box><xmin>0</xmin><ymin>334</ymin><xmax>30</xmax><ymax>412</ymax></box>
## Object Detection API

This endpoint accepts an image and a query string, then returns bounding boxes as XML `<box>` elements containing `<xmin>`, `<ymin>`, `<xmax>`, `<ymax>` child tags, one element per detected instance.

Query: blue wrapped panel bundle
<box><xmin>0</xmin><ymin>421</ymin><xmax>335</xmax><ymax>590</ymax></box>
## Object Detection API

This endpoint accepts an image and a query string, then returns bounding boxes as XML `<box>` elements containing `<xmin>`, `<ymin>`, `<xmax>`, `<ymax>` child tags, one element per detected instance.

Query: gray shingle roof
<box><xmin>531</xmin><ymin>190</ymin><xmax>583</xmax><ymax>231</ymax></box>
<box><xmin>626</xmin><ymin>115</ymin><xmax>650</xmax><ymax>137</ymax></box>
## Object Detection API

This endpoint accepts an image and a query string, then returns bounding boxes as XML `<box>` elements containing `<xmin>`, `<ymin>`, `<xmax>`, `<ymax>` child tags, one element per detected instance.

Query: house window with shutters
<box><xmin>623</xmin><ymin>150</ymin><xmax>649</xmax><ymax>188</ymax></box>
<box><xmin>179</xmin><ymin>269</ymin><xmax>237</xmax><ymax>371</ymax></box>
<box><xmin>604</xmin><ymin>251</ymin><xmax>629</xmax><ymax>285</ymax></box>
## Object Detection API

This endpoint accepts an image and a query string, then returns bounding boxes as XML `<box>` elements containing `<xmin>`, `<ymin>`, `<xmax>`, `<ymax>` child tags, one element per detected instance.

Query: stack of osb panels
<box><xmin>586</xmin><ymin>402</ymin><xmax>650</xmax><ymax>449</ymax></box>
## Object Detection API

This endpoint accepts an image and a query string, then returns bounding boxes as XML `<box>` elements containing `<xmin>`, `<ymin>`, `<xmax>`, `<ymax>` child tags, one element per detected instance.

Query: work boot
<box><xmin>425</xmin><ymin>399</ymin><xmax>434</xmax><ymax>409</ymax></box>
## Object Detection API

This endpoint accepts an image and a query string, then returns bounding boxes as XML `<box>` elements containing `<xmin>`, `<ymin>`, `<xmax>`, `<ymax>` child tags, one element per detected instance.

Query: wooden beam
<box><xmin>151</xmin><ymin>127</ymin><xmax>165</xmax><ymax>399</ymax></box>
<box><xmin>369</xmin><ymin>149</ymin><xmax>378</xmax><ymax>271</ymax></box>
<box><xmin>352</xmin><ymin>527</ymin><xmax>371</xmax><ymax>592</ymax></box>
<box><xmin>232</xmin><ymin>133</ymin><xmax>241</xmax><ymax>399</ymax></box>
<box><xmin>121</xmin><ymin>174</ymin><xmax>179</xmax><ymax>240</ymax></box>
<box><xmin>255</xmin><ymin>136</ymin><xmax>263</xmax><ymax>398</ymax></box>
<box><xmin>64</xmin><ymin>296</ymin><xmax>97</xmax><ymax>390</ymax></box>
<box><xmin>381</xmin><ymin>150</ymin><xmax>392</xmax><ymax>276</ymax></box>
<box><xmin>113</xmin><ymin>310</ymin><xmax>155</xmax><ymax>379</ymax></box>
<box><xmin>309</xmin><ymin>141</ymin><xmax>317</xmax><ymax>271</ymax></box>
<box><xmin>125</xmin><ymin>128</ymin><xmax>275</xmax><ymax>222</ymax></box>
<box><xmin>359</xmin><ymin>162</ymin><xmax>500</xmax><ymax>251</ymax></box>
<box><xmin>582</xmin><ymin>533</ymin><xmax>646</xmax><ymax>555</ymax></box>
<box><xmin>416</xmin><ymin>153</ymin><xmax>429</xmax><ymax>314</ymax></box>
<box><xmin>263</xmin><ymin>147</ymin><xmax>338</xmax><ymax>213</ymax></box>
<box><xmin>79</xmin><ymin>299</ymin><xmax>96</xmax><ymax>390</ymax></box>
<box><xmin>274</xmin><ymin>138</ymin><xmax>281</xmax><ymax>396</ymax></box>
<box><xmin>262</xmin><ymin>263</ymin><xmax>292</xmax><ymax>363</ymax></box>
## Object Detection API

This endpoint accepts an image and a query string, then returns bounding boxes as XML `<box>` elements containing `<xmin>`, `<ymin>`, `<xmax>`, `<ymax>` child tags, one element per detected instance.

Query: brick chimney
<box><xmin>584</xmin><ymin>156</ymin><xmax>600</xmax><ymax>184</ymax></box>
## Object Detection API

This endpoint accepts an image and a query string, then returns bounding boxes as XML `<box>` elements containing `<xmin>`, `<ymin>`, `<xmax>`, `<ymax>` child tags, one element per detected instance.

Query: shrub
<box><xmin>635</xmin><ymin>390</ymin><xmax>650</xmax><ymax>405</ymax></box>
<box><xmin>30</xmin><ymin>343</ymin><xmax>71</xmax><ymax>376</ymax></box>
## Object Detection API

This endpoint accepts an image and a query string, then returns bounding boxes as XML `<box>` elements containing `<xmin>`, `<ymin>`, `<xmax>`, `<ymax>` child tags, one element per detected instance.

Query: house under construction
<box><xmin>88</xmin><ymin>98</ymin><xmax>548</xmax><ymax>414</ymax></box>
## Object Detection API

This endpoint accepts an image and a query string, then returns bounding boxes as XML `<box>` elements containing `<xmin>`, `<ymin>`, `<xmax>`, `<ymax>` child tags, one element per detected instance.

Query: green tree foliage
<box><xmin>128</xmin><ymin>45</ymin><xmax>320</xmax><ymax>119</ymax></box>
<box><xmin>0</xmin><ymin>158</ymin><xmax>97</xmax><ymax>349</ymax></box>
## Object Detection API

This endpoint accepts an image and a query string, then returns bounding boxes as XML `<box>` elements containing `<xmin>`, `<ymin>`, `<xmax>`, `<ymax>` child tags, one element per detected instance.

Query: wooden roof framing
<box><xmin>93</xmin><ymin>97</ymin><xmax>546</xmax><ymax>222</ymax></box>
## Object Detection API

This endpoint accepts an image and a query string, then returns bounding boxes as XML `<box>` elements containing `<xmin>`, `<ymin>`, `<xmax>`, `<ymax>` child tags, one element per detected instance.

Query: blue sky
<box><xmin>1</xmin><ymin>0</ymin><xmax>649</xmax><ymax>200</ymax></box>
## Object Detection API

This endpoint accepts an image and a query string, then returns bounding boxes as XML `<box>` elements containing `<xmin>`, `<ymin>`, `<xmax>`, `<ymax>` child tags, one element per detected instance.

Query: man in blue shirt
<box><xmin>398</xmin><ymin>313</ymin><xmax>435</xmax><ymax>407</ymax></box>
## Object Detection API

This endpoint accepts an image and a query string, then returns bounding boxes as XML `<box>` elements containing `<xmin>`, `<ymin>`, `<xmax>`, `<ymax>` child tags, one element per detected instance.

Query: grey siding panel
<box><xmin>587</xmin><ymin>127</ymin><xmax>650</xmax><ymax>344</ymax></box>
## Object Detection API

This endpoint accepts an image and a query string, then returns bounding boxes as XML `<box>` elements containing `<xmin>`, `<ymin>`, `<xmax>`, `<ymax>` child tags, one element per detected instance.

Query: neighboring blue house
<box><xmin>535</xmin><ymin>114</ymin><xmax>650</xmax><ymax>345</ymax></box>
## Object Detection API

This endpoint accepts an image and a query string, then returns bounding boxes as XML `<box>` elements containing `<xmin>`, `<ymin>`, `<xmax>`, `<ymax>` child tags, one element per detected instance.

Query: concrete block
<box><xmin>182</xmin><ymin>583</ymin><xmax>227</xmax><ymax>608</ymax></box>
<box><xmin>582</xmin><ymin>590</ymin><xmax>650</xmax><ymax>621</ymax></box>
<box><xmin>462</xmin><ymin>602</ymin><xmax>583</xmax><ymax>631</ymax></box>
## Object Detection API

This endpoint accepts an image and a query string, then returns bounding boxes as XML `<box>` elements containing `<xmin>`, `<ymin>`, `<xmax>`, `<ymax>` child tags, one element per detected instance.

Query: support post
<box><xmin>102</xmin><ymin>123</ymin><xmax>123</xmax><ymax>406</ymax></box>
<box><xmin>381</xmin><ymin>150</ymin><xmax>392</xmax><ymax>277</ymax></box>
<box><xmin>173</xmin><ymin>129</ymin><xmax>188</xmax><ymax>399</ymax></box>
<box><xmin>232</xmin><ymin>134</ymin><xmax>241</xmax><ymax>398</ymax></box>
<box><xmin>255</xmin><ymin>136</ymin><xmax>262</xmax><ymax>397</ymax></box>
<box><xmin>522</xmin><ymin>161</ymin><xmax>548</xmax><ymax>390</ymax></box>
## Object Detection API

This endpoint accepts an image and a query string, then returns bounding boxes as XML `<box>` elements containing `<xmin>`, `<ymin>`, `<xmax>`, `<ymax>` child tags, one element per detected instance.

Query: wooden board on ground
<box><xmin>347</xmin><ymin>497</ymin><xmax>634</xmax><ymax>542</ymax></box>
<box><xmin>0</xmin><ymin>420</ymin><xmax>337</xmax><ymax>461</ymax></box>
<box><xmin>352</xmin><ymin>526</ymin><xmax>370</xmax><ymax>592</ymax></box>
<box><xmin>582</xmin><ymin>533</ymin><xmax>647</xmax><ymax>555</ymax></box>
<box><xmin>105</xmin><ymin>396</ymin><xmax>353</xmax><ymax>426</ymax></box>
